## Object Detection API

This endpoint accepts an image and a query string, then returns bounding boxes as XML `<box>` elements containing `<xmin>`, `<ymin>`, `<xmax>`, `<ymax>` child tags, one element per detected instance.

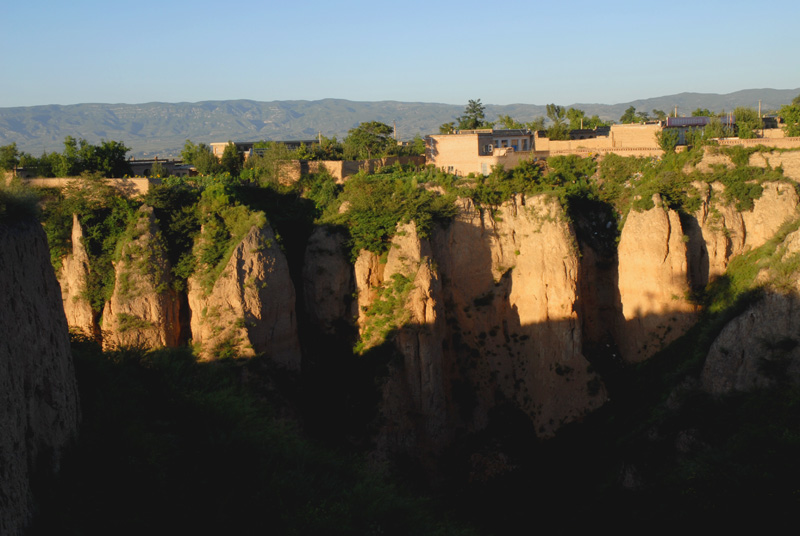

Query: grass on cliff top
<box><xmin>315</xmin><ymin>166</ymin><xmax>458</xmax><ymax>260</ymax></box>
<box><xmin>191</xmin><ymin>182</ymin><xmax>268</xmax><ymax>294</ymax></box>
<box><xmin>31</xmin><ymin>337</ymin><xmax>476</xmax><ymax>536</ymax></box>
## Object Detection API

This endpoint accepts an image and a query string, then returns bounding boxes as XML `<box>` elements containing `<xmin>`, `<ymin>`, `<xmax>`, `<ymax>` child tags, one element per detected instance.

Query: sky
<box><xmin>2</xmin><ymin>0</ymin><xmax>798</xmax><ymax>108</ymax></box>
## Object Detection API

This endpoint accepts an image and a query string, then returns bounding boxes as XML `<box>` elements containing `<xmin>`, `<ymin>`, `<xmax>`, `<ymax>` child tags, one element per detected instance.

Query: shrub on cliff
<box><xmin>30</xmin><ymin>339</ymin><xmax>476</xmax><ymax>535</ymax></box>
<box><xmin>192</xmin><ymin>182</ymin><xmax>267</xmax><ymax>293</ymax></box>
<box><xmin>0</xmin><ymin>180</ymin><xmax>39</xmax><ymax>222</ymax></box>
<box><xmin>324</xmin><ymin>168</ymin><xmax>457</xmax><ymax>259</ymax></box>
<box><xmin>39</xmin><ymin>176</ymin><xmax>139</xmax><ymax>310</ymax></box>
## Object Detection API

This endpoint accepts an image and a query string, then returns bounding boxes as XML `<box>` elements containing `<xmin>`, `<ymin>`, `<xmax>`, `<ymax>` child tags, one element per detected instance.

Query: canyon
<box><xmin>4</xmin><ymin>147</ymin><xmax>800</xmax><ymax>531</ymax></box>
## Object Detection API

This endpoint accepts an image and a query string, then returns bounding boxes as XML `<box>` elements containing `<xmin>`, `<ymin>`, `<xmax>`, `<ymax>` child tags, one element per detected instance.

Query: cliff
<box><xmin>0</xmin><ymin>220</ymin><xmax>80</xmax><ymax>535</ymax></box>
<box><xmin>188</xmin><ymin>223</ymin><xmax>302</xmax><ymax>369</ymax></box>
<box><xmin>432</xmin><ymin>195</ymin><xmax>604</xmax><ymax>437</ymax></box>
<box><xmin>354</xmin><ymin>222</ymin><xmax>449</xmax><ymax>456</ymax></box>
<box><xmin>702</xmin><ymin>224</ymin><xmax>800</xmax><ymax>394</ymax></box>
<box><xmin>57</xmin><ymin>214</ymin><xmax>96</xmax><ymax>338</ymax></box>
<box><xmin>617</xmin><ymin>195</ymin><xmax>697</xmax><ymax>362</ymax></box>
<box><xmin>102</xmin><ymin>205</ymin><xmax>181</xmax><ymax>349</ymax></box>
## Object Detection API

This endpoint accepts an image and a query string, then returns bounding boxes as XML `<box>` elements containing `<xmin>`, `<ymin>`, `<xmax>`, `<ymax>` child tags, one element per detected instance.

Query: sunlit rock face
<box><xmin>0</xmin><ymin>220</ymin><xmax>80</xmax><ymax>535</ymax></box>
<box><xmin>430</xmin><ymin>195</ymin><xmax>605</xmax><ymax>438</ymax></box>
<box><xmin>102</xmin><ymin>205</ymin><xmax>180</xmax><ymax>349</ymax></box>
<box><xmin>617</xmin><ymin>195</ymin><xmax>697</xmax><ymax>363</ymax></box>
<box><xmin>188</xmin><ymin>224</ymin><xmax>301</xmax><ymax>370</ymax></box>
<box><xmin>57</xmin><ymin>214</ymin><xmax>95</xmax><ymax>338</ymax></box>
<box><xmin>742</xmin><ymin>182</ymin><xmax>799</xmax><ymax>250</ymax></box>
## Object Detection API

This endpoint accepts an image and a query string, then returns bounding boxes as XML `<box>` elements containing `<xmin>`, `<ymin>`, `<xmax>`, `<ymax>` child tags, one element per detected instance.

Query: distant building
<box><xmin>425</xmin><ymin>129</ymin><xmax>536</xmax><ymax>176</ymax></box>
<box><xmin>128</xmin><ymin>158</ymin><xmax>195</xmax><ymax>178</ymax></box>
<box><xmin>209</xmin><ymin>140</ymin><xmax>318</xmax><ymax>160</ymax></box>
<box><xmin>426</xmin><ymin>124</ymin><xmax>663</xmax><ymax>176</ymax></box>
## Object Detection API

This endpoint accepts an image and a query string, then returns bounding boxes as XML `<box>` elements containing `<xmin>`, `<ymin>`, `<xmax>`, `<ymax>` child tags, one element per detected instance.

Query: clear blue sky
<box><xmin>2</xmin><ymin>0</ymin><xmax>798</xmax><ymax>108</ymax></box>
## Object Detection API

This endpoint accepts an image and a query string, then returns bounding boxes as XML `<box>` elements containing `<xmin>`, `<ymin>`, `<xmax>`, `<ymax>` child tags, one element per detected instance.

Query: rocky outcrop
<box><xmin>359</xmin><ymin>222</ymin><xmax>449</xmax><ymax>455</ymax></box>
<box><xmin>687</xmin><ymin>182</ymin><xmax>746</xmax><ymax>287</ymax></box>
<box><xmin>102</xmin><ymin>205</ymin><xmax>180</xmax><ymax>349</ymax></box>
<box><xmin>432</xmin><ymin>195</ymin><xmax>604</xmax><ymax>437</ymax></box>
<box><xmin>742</xmin><ymin>181</ymin><xmax>799</xmax><ymax>250</ymax></box>
<box><xmin>0</xmin><ymin>220</ymin><xmax>80</xmax><ymax>536</ymax></box>
<box><xmin>701</xmin><ymin>225</ymin><xmax>800</xmax><ymax>394</ymax></box>
<box><xmin>188</xmin><ymin>224</ymin><xmax>301</xmax><ymax>370</ymax></box>
<box><xmin>702</xmin><ymin>293</ymin><xmax>800</xmax><ymax>394</ymax></box>
<box><xmin>58</xmin><ymin>214</ymin><xmax>95</xmax><ymax>337</ymax></box>
<box><xmin>617</xmin><ymin>195</ymin><xmax>696</xmax><ymax>362</ymax></box>
<box><xmin>302</xmin><ymin>226</ymin><xmax>355</xmax><ymax>335</ymax></box>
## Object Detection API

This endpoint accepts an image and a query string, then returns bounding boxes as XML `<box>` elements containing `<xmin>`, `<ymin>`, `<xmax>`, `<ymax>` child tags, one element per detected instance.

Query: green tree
<box><xmin>220</xmin><ymin>142</ymin><xmax>243</xmax><ymax>176</ymax></box>
<box><xmin>546</xmin><ymin>104</ymin><xmax>569</xmax><ymax>140</ymax></box>
<box><xmin>438</xmin><ymin>122</ymin><xmax>455</xmax><ymax>134</ymax></box>
<box><xmin>692</xmin><ymin>108</ymin><xmax>714</xmax><ymax>117</ymax></box>
<box><xmin>55</xmin><ymin>136</ymin><xmax>81</xmax><ymax>176</ymax></box>
<box><xmin>704</xmin><ymin>116</ymin><xmax>734</xmax><ymax>139</ymax></box>
<box><xmin>181</xmin><ymin>140</ymin><xmax>219</xmax><ymax>175</ymax></box>
<box><xmin>652</xmin><ymin>109</ymin><xmax>668</xmax><ymax>121</ymax></box>
<box><xmin>564</xmin><ymin>108</ymin><xmax>608</xmax><ymax>130</ymax></box>
<box><xmin>406</xmin><ymin>134</ymin><xmax>426</xmax><ymax>156</ymax></box>
<box><xmin>456</xmin><ymin>99</ymin><xmax>492</xmax><ymax>130</ymax></box>
<box><xmin>496</xmin><ymin>114</ymin><xmax>524</xmax><ymax>129</ymax></box>
<box><xmin>0</xmin><ymin>143</ymin><xmax>20</xmax><ymax>171</ymax></box>
<box><xmin>243</xmin><ymin>141</ymin><xmax>294</xmax><ymax>184</ymax></box>
<box><xmin>150</xmin><ymin>159</ymin><xmax>167</xmax><ymax>178</ymax></box>
<box><xmin>94</xmin><ymin>140</ymin><xmax>131</xmax><ymax>177</ymax></box>
<box><xmin>780</xmin><ymin>95</ymin><xmax>800</xmax><ymax>137</ymax></box>
<box><xmin>619</xmin><ymin>106</ymin><xmax>638</xmax><ymax>124</ymax></box>
<box><xmin>656</xmin><ymin>129</ymin><xmax>680</xmax><ymax>152</ymax></box>
<box><xmin>525</xmin><ymin>117</ymin><xmax>546</xmax><ymax>132</ymax></box>
<box><xmin>566</xmin><ymin>108</ymin><xmax>587</xmax><ymax>130</ymax></box>
<box><xmin>343</xmin><ymin>121</ymin><xmax>395</xmax><ymax>160</ymax></box>
<box><xmin>734</xmin><ymin>107</ymin><xmax>761</xmax><ymax>139</ymax></box>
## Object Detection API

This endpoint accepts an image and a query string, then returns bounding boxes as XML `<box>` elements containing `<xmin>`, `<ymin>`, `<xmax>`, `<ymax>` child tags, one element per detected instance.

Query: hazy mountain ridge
<box><xmin>2</xmin><ymin>88</ymin><xmax>798</xmax><ymax>158</ymax></box>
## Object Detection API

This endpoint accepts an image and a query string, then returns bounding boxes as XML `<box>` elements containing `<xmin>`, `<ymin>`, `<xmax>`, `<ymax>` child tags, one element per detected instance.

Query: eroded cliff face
<box><xmin>702</xmin><ymin>225</ymin><xmax>800</xmax><ymax>394</ymax></box>
<box><xmin>102</xmin><ymin>205</ymin><xmax>180</xmax><ymax>349</ymax></box>
<box><xmin>702</xmin><ymin>293</ymin><xmax>800</xmax><ymax>394</ymax></box>
<box><xmin>617</xmin><ymin>195</ymin><xmax>697</xmax><ymax>362</ymax></box>
<box><xmin>432</xmin><ymin>195</ymin><xmax>604</xmax><ymax>437</ymax></box>
<box><xmin>188</xmin><ymin>224</ymin><xmax>301</xmax><ymax>370</ymax></box>
<box><xmin>58</xmin><ymin>214</ymin><xmax>96</xmax><ymax>338</ymax></box>
<box><xmin>302</xmin><ymin>226</ymin><xmax>355</xmax><ymax>335</ymax></box>
<box><xmin>687</xmin><ymin>182</ymin><xmax>746</xmax><ymax>286</ymax></box>
<box><xmin>742</xmin><ymin>181</ymin><xmax>799</xmax><ymax>249</ymax></box>
<box><xmin>354</xmin><ymin>222</ymin><xmax>449</xmax><ymax>456</ymax></box>
<box><xmin>0</xmin><ymin>221</ymin><xmax>80</xmax><ymax>536</ymax></box>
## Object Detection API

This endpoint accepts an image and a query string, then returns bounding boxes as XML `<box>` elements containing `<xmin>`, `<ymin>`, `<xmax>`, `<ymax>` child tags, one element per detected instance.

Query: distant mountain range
<box><xmin>2</xmin><ymin>88</ymin><xmax>798</xmax><ymax>158</ymax></box>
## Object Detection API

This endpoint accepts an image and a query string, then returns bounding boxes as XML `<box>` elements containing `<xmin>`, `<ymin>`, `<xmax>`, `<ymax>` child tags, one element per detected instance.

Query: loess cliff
<box><xmin>0</xmin><ymin>219</ymin><xmax>80</xmax><ymax>536</ymax></box>
<box><xmin>44</xmin><ymin>153</ymin><xmax>800</xmax><ymax>473</ymax></box>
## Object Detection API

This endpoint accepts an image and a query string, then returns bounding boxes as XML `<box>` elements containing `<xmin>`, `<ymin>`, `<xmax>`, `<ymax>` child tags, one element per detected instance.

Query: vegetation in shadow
<box><xmin>30</xmin><ymin>337</ymin><xmax>475</xmax><ymax>536</ymax></box>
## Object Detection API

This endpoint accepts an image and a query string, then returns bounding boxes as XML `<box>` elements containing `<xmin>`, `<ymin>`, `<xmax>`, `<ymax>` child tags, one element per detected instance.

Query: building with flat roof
<box><xmin>209</xmin><ymin>140</ymin><xmax>318</xmax><ymax>160</ymax></box>
<box><xmin>425</xmin><ymin>129</ymin><xmax>536</xmax><ymax>176</ymax></box>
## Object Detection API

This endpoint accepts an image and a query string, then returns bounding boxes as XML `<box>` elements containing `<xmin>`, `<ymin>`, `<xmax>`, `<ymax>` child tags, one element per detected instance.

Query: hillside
<box><xmin>1</xmin><ymin>88</ymin><xmax>798</xmax><ymax>158</ymax></box>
